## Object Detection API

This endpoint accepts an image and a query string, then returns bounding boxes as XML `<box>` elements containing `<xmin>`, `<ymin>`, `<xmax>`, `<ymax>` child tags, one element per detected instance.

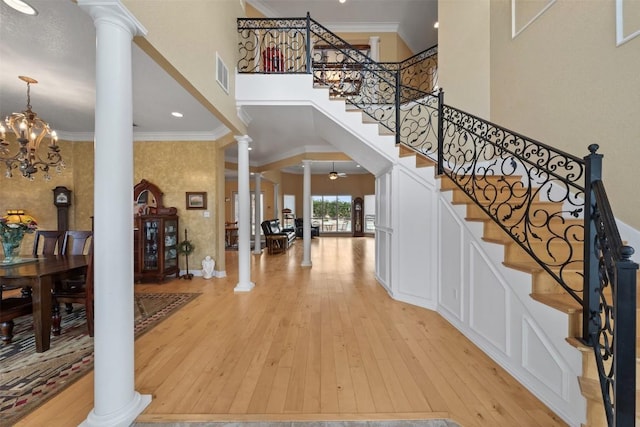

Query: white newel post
<box><xmin>253</xmin><ymin>172</ymin><xmax>262</xmax><ymax>254</ymax></box>
<box><xmin>77</xmin><ymin>1</ymin><xmax>151</xmax><ymax>426</ymax></box>
<box><xmin>368</xmin><ymin>36</ymin><xmax>380</xmax><ymax>61</ymax></box>
<box><xmin>301</xmin><ymin>160</ymin><xmax>312</xmax><ymax>267</ymax></box>
<box><xmin>235</xmin><ymin>135</ymin><xmax>255</xmax><ymax>292</ymax></box>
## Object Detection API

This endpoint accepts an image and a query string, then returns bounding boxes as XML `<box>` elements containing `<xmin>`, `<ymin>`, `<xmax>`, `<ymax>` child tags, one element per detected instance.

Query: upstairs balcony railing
<box><xmin>238</xmin><ymin>15</ymin><xmax>637</xmax><ymax>426</ymax></box>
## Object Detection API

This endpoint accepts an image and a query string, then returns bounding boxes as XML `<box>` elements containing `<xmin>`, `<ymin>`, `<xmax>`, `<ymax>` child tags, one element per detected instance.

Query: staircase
<box><xmin>236</xmin><ymin>14</ymin><xmax>638</xmax><ymax>427</ymax></box>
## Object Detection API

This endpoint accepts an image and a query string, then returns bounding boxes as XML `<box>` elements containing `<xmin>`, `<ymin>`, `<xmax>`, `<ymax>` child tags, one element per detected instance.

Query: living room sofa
<box><xmin>294</xmin><ymin>218</ymin><xmax>320</xmax><ymax>238</ymax></box>
<box><xmin>261</xmin><ymin>219</ymin><xmax>296</xmax><ymax>252</ymax></box>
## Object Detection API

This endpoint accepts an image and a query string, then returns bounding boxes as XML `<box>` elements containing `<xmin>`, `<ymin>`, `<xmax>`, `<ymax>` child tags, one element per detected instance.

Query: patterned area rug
<box><xmin>0</xmin><ymin>292</ymin><xmax>200</xmax><ymax>427</ymax></box>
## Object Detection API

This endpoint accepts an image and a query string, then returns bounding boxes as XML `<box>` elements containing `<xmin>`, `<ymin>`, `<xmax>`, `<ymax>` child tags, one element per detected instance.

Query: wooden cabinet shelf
<box><xmin>133</xmin><ymin>180</ymin><xmax>179</xmax><ymax>283</ymax></box>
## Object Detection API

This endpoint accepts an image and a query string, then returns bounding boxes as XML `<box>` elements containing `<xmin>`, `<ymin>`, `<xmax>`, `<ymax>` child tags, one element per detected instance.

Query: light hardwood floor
<box><xmin>16</xmin><ymin>237</ymin><xmax>567</xmax><ymax>427</ymax></box>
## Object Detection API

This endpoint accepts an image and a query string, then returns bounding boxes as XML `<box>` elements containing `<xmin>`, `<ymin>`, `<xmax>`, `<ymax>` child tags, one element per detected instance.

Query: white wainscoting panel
<box><xmin>392</xmin><ymin>168</ymin><xmax>438</xmax><ymax>308</ymax></box>
<box><xmin>469</xmin><ymin>242</ymin><xmax>510</xmax><ymax>355</ymax></box>
<box><xmin>522</xmin><ymin>316</ymin><xmax>570</xmax><ymax>400</ymax></box>
<box><xmin>438</xmin><ymin>200</ymin><xmax>465</xmax><ymax>321</ymax></box>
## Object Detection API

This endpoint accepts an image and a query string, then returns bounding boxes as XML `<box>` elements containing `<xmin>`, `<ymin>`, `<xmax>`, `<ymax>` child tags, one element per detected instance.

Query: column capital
<box><xmin>302</xmin><ymin>159</ymin><xmax>313</xmax><ymax>166</ymax></box>
<box><xmin>235</xmin><ymin>134</ymin><xmax>253</xmax><ymax>145</ymax></box>
<box><xmin>78</xmin><ymin>0</ymin><xmax>147</xmax><ymax>37</ymax></box>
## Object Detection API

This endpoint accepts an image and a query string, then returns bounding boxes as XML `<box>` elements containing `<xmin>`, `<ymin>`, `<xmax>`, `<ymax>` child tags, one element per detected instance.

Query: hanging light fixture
<box><xmin>0</xmin><ymin>76</ymin><xmax>63</xmax><ymax>180</ymax></box>
<box><xmin>329</xmin><ymin>162</ymin><xmax>339</xmax><ymax>180</ymax></box>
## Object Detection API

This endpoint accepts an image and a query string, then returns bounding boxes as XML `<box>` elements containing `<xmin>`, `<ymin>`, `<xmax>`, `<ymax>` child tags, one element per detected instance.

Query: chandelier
<box><xmin>0</xmin><ymin>76</ymin><xmax>64</xmax><ymax>180</ymax></box>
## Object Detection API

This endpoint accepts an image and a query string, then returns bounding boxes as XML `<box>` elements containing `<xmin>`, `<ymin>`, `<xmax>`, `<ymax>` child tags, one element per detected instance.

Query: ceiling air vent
<box><xmin>216</xmin><ymin>52</ymin><xmax>229</xmax><ymax>94</ymax></box>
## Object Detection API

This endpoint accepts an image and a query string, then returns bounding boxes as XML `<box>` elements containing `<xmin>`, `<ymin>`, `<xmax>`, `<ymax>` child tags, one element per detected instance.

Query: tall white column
<box><xmin>235</xmin><ymin>135</ymin><xmax>255</xmax><ymax>292</ymax></box>
<box><xmin>368</xmin><ymin>36</ymin><xmax>380</xmax><ymax>61</ymax></box>
<box><xmin>274</xmin><ymin>183</ymin><xmax>280</xmax><ymax>220</ymax></box>
<box><xmin>77</xmin><ymin>1</ymin><xmax>150</xmax><ymax>426</ymax></box>
<box><xmin>253</xmin><ymin>173</ymin><xmax>262</xmax><ymax>254</ymax></box>
<box><xmin>301</xmin><ymin>160</ymin><xmax>312</xmax><ymax>267</ymax></box>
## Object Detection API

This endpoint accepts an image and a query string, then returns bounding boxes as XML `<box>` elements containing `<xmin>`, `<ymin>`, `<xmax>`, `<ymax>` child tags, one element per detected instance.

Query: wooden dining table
<box><xmin>0</xmin><ymin>255</ymin><xmax>89</xmax><ymax>352</ymax></box>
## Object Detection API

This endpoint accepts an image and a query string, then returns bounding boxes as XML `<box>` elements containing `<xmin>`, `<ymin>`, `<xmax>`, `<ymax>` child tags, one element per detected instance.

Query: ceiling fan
<box><xmin>328</xmin><ymin>162</ymin><xmax>347</xmax><ymax>180</ymax></box>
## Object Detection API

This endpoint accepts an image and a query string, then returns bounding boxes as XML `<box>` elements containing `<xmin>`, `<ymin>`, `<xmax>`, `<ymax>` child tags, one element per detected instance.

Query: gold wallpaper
<box><xmin>0</xmin><ymin>139</ymin><xmax>223</xmax><ymax>269</ymax></box>
<box><xmin>0</xmin><ymin>139</ymin><xmax>75</xmax><ymax>255</ymax></box>
<box><xmin>133</xmin><ymin>140</ymin><xmax>220</xmax><ymax>272</ymax></box>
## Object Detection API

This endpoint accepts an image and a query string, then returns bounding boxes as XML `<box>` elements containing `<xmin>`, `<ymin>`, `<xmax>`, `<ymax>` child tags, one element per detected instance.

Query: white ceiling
<box><xmin>0</xmin><ymin>0</ymin><xmax>437</xmax><ymax>176</ymax></box>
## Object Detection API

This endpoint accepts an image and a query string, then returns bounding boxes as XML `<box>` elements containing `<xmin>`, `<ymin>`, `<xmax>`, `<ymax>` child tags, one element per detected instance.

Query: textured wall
<box><xmin>133</xmin><ymin>140</ymin><xmax>220</xmax><ymax>273</ymax></box>
<box><xmin>0</xmin><ymin>139</ymin><xmax>76</xmax><ymax>255</ymax></box>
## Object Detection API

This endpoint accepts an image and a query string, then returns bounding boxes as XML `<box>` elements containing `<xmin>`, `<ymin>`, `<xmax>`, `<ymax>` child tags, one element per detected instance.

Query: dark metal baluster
<box><xmin>437</xmin><ymin>88</ymin><xmax>444</xmax><ymax>175</ymax></box>
<box><xmin>614</xmin><ymin>246</ymin><xmax>637</xmax><ymax>426</ymax></box>
<box><xmin>583</xmin><ymin>144</ymin><xmax>602</xmax><ymax>343</ymax></box>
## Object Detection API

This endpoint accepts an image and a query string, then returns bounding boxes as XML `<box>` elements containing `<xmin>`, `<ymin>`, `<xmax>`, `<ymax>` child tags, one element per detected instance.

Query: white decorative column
<box><xmin>77</xmin><ymin>1</ymin><xmax>150</xmax><ymax>426</ymax></box>
<box><xmin>274</xmin><ymin>183</ymin><xmax>280</xmax><ymax>220</ymax></box>
<box><xmin>253</xmin><ymin>172</ymin><xmax>262</xmax><ymax>254</ymax></box>
<box><xmin>368</xmin><ymin>36</ymin><xmax>380</xmax><ymax>61</ymax></box>
<box><xmin>235</xmin><ymin>135</ymin><xmax>255</xmax><ymax>292</ymax></box>
<box><xmin>301</xmin><ymin>160</ymin><xmax>312</xmax><ymax>267</ymax></box>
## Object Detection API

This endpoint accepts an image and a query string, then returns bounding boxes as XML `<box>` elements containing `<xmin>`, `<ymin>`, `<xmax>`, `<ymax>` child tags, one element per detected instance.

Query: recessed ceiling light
<box><xmin>171</xmin><ymin>111</ymin><xmax>183</xmax><ymax>118</ymax></box>
<box><xmin>356</xmin><ymin>164</ymin><xmax>361</xmax><ymax>168</ymax></box>
<box><xmin>248</xmin><ymin>147</ymin><xmax>252</xmax><ymax>151</ymax></box>
<box><xmin>3</xmin><ymin>0</ymin><xmax>38</xmax><ymax>15</ymax></box>
<box><xmin>433</xmin><ymin>21</ymin><xmax>439</xmax><ymax>29</ymax></box>
<box><xmin>339</xmin><ymin>0</ymin><xmax>346</xmax><ymax>3</ymax></box>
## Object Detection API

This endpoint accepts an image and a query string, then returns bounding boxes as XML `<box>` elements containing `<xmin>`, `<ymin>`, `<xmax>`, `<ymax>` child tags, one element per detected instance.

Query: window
<box><xmin>283</xmin><ymin>194</ymin><xmax>295</xmax><ymax>216</ymax></box>
<box><xmin>311</xmin><ymin>195</ymin><xmax>352</xmax><ymax>233</ymax></box>
<box><xmin>233</xmin><ymin>192</ymin><xmax>264</xmax><ymax>235</ymax></box>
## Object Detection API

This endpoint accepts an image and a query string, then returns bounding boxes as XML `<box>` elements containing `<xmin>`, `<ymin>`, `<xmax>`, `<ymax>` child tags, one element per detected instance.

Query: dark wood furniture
<box><xmin>352</xmin><ymin>197</ymin><xmax>364</xmax><ymax>237</ymax></box>
<box><xmin>133</xmin><ymin>180</ymin><xmax>179</xmax><ymax>282</ymax></box>
<box><xmin>0</xmin><ymin>255</ymin><xmax>89</xmax><ymax>352</ymax></box>
<box><xmin>32</xmin><ymin>230</ymin><xmax>65</xmax><ymax>256</ymax></box>
<box><xmin>225</xmin><ymin>222</ymin><xmax>238</xmax><ymax>248</ymax></box>
<box><xmin>261</xmin><ymin>219</ymin><xmax>296</xmax><ymax>253</ymax></box>
<box><xmin>62</xmin><ymin>230</ymin><xmax>93</xmax><ymax>255</ymax></box>
<box><xmin>53</xmin><ymin>186</ymin><xmax>72</xmax><ymax>232</ymax></box>
<box><xmin>52</xmin><ymin>252</ymin><xmax>93</xmax><ymax>336</ymax></box>
<box><xmin>0</xmin><ymin>292</ymin><xmax>32</xmax><ymax>344</ymax></box>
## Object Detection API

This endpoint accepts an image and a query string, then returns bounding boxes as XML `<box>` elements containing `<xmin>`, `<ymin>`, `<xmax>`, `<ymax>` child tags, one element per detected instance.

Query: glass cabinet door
<box><xmin>143</xmin><ymin>219</ymin><xmax>160</xmax><ymax>270</ymax></box>
<box><xmin>164</xmin><ymin>219</ymin><xmax>178</xmax><ymax>268</ymax></box>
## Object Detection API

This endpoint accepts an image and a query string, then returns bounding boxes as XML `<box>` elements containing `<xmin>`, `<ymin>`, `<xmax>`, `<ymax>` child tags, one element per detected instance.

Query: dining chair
<box><xmin>61</xmin><ymin>230</ymin><xmax>93</xmax><ymax>255</ymax></box>
<box><xmin>56</xmin><ymin>230</ymin><xmax>93</xmax><ymax>315</ymax></box>
<box><xmin>0</xmin><ymin>289</ymin><xmax>33</xmax><ymax>344</ymax></box>
<box><xmin>52</xmin><ymin>249</ymin><xmax>94</xmax><ymax>337</ymax></box>
<box><xmin>32</xmin><ymin>230</ymin><xmax>65</xmax><ymax>256</ymax></box>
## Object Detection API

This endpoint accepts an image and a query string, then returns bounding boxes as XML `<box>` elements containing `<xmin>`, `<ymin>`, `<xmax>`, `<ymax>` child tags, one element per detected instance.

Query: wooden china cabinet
<box><xmin>133</xmin><ymin>180</ymin><xmax>179</xmax><ymax>282</ymax></box>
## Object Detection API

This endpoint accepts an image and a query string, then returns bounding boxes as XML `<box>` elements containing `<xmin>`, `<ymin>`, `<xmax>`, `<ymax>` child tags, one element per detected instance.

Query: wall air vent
<box><xmin>216</xmin><ymin>52</ymin><xmax>229</xmax><ymax>94</ymax></box>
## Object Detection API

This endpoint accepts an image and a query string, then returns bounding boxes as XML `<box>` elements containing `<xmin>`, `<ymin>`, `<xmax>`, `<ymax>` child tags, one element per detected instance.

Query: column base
<box><xmin>301</xmin><ymin>260</ymin><xmax>312</xmax><ymax>267</ymax></box>
<box><xmin>234</xmin><ymin>281</ymin><xmax>255</xmax><ymax>292</ymax></box>
<box><xmin>81</xmin><ymin>392</ymin><xmax>151</xmax><ymax>427</ymax></box>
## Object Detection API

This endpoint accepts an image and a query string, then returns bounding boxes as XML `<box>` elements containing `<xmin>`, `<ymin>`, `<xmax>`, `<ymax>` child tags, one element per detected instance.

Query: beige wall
<box><xmin>336</xmin><ymin>32</ymin><xmax>413</xmax><ymax>62</ymax></box>
<box><xmin>281</xmin><ymin>172</ymin><xmax>375</xmax><ymax>216</ymax></box>
<box><xmin>123</xmin><ymin>0</ymin><xmax>246</xmax><ymax>136</ymax></box>
<box><xmin>438</xmin><ymin>0</ymin><xmax>491</xmax><ymax>119</ymax></box>
<box><xmin>440</xmin><ymin>0</ymin><xmax>640</xmax><ymax>230</ymax></box>
<box><xmin>224</xmin><ymin>178</ymin><xmax>277</xmax><ymax>223</ymax></box>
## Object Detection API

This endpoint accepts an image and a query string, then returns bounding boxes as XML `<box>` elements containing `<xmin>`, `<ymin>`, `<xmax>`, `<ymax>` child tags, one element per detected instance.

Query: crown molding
<box><xmin>57</xmin><ymin>124</ymin><xmax>230</xmax><ymax>142</ymax></box>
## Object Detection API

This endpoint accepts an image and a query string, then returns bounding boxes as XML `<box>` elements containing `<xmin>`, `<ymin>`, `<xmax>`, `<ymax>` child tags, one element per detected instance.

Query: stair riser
<box><xmin>483</xmin><ymin>220</ymin><xmax>584</xmax><ymax>242</ymax></box>
<box><xmin>504</xmin><ymin>241</ymin><xmax>583</xmax><ymax>267</ymax></box>
<box><xmin>466</xmin><ymin>201</ymin><xmax>563</xmax><ymax>222</ymax></box>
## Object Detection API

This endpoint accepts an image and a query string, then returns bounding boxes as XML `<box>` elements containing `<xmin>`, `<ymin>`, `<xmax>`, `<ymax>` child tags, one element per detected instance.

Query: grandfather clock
<box><xmin>53</xmin><ymin>186</ymin><xmax>71</xmax><ymax>231</ymax></box>
<box><xmin>352</xmin><ymin>197</ymin><xmax>364</xmax><ymax>237</ymax></box>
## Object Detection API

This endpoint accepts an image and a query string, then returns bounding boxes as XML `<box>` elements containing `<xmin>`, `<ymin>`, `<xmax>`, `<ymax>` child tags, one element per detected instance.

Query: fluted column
<box><xmin>253</xmin><ymin>172</ymin><xmax>262</xmax><ymax>254</ymax></box>
<box><xmin>77</xmin><ymin>1</ymin><xmax>150</xmax><ymax>426</ymax></box>
<box><xmin>368</xmin><ymin>36</ymin><xmax>380</xmax><ymax>61</ymax></box>
<box><xmin>301</xmin><ymin>160</ymin><xmax>312</xmax><ymax>267</ymax></box>
<box><xmin>235</xmin><ymin>135</ymin><xmax>255</xmax><ymax>292</ymax></box>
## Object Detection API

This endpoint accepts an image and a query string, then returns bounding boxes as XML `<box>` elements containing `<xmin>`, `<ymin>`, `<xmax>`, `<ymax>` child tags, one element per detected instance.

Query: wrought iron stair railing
<box><xmin>237</xmin><ymin>15</ymin><xmax>638</xmax><ymax>426</ymax></box>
